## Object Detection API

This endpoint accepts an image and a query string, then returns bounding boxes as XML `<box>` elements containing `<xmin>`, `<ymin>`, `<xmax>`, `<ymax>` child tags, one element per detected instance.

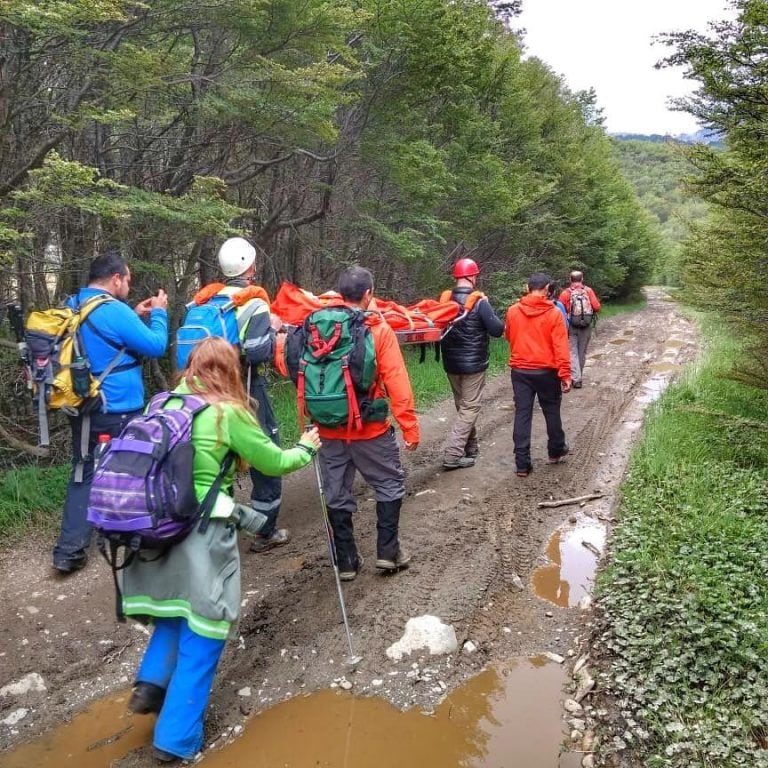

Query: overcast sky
<box><xmin>517</xmin><ymin>0</ymin><xmax>734</xmax><ymax>135</ymax></box>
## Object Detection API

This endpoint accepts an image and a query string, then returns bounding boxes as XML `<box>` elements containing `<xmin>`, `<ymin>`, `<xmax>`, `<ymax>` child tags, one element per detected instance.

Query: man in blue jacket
<box><xmin>53</xmin><ymin>252</ymin><xmax>168</xmax><ymax>574</ymax></box>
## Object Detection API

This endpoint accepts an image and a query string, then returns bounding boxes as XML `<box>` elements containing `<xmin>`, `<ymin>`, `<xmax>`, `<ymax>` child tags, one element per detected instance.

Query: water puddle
<box><xmin>202</xmin><ymin>657</ymin><xmax>568</xmax><ymax>768</ymax></box>
<box><xmin>608</xmin><ymin>338</ymin><xmax>628</xmax><ymax>345</ymax></box>
<box><xmin>0</xmin><ymin>692</ymin><xmax>153</xmax><ymax>768</ymax></box>
<box><xmin>0</xmin><ymin>660</ymin><xmax>568</xmax><ymax>768</ymax></box>
<box><xmin>532</xmin><ymin>521</ymin><xmax>606</xmax><ymax>608</ymax></box>
<box><xmin>623</xmin><ymin>328</ymin><xmax>634</xmax><ymax>336</ymax></box>
<box><xmin>651</xmin><ymin>362</ymin><xmax>680</xmax><ymax>374</ymax></box>
<box><xmin>665</xmin><ymin>339</ymin><xmax>683</xmax><ymax>348</ymax></box>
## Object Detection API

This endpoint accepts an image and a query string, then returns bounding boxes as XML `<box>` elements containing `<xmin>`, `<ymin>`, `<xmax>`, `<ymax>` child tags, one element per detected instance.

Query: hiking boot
<box><xmin>52</xmin><ymin>554</ymin><xmax>87</xmax><ymax>575</ymax></box>
<box><xmin>442</xmin><ymin>456</ymin><xmax>475</xmax><ymax>471</ymax></box>
<box><xmin>464</xmin><ymin>447</ymin><xmax>479</xmax><ymax>459</ymax></box>
<box><xmin>572</xmin><ymin>381</ymin><xmax>583</xmax><ymax>389</ymax></box>
<box><xmin>249</xmin><ymin>528</ymin><xmax>290</xmax><ymax>553</ymax></box>
<box><xmin>376</xmin><ymin>549</ymin><xmax>412</xmax><ymax>572</ymax></box>
<box><xmin>547</xmin><ymin>446</ymin><xmax>570</xmax><ymax>464</ymax></box>
<box><xmin>339</xmin><ymin>555</ymin><xmax>364</xmax><ymax>582</ymax></box>
<box><xmin>128</xmin><ymin>682</ymin><xmax>166</xmax><ymax>715</ymax></box>
<box><xmin>152</xmin><ymin>746</ymin><xmax>181</xmax><ymax>763</ymax></box>
<box><xmin>516</xmin><ymin>462</ymin><xmax>533</xmax><ymax>478</ymax></box>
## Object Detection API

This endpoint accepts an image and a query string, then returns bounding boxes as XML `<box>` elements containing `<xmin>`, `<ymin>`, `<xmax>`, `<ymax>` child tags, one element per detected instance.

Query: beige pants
<box><xmin>443</xmin><ymin>371</ymin><xmax>487</xmax><ymax>460</ymax></box>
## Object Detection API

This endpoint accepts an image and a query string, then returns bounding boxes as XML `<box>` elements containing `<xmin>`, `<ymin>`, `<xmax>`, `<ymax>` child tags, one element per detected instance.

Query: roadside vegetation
<box><xmin>595</xmin><ymin>318</ymin><xmax>768</xmax><ymax>767</ymax></box>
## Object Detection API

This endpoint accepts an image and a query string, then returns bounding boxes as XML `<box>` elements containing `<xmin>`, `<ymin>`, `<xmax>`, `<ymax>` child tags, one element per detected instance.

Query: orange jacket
<box><xmin>316</xmin><ymin>304</ymin><xmax>420</xmax><ymax>445</ymax></box>
<box><xmin>505</xmin><ymin>294</ymin><xmax>571</xmax><ymax>380</ymax></box>
<box><xmin>559</xmin><ymin>283</ymin><xmax>601</xmax><ymax>314</ymax></box>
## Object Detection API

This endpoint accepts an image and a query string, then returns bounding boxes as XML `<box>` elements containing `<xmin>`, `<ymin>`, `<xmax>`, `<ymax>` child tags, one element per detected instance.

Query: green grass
<box><xmin>595</xmin><ymin>319</ymin><xmax>768</xmax><ymax>768</ymax></box>
<box><xmin>599</xmin><ymin>296</ymin><xmax>647</xmax><ymax>320</ymax></box>
<box><xmin>0</xmin><ymin>464</ymin><xmax>69</xmax><ymax>538</ymax></box>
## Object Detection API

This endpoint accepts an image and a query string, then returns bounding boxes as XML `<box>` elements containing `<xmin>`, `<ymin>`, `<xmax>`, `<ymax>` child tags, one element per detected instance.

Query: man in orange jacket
<box><xmin>316</xmin><ymin>266</ymin><xmax>420</xmax><ymax>581</ymax></box>
<box><xmin>505</xmin><ymin>272</ymin><xmax>571</xmax><ymax>478</ymax></box>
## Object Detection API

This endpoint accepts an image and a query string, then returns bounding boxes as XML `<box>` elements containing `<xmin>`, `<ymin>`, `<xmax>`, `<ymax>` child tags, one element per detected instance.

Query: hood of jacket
<box><xmin>518</xmin><ymin>293</ymin><xmax>555</xmax><ymax>318</ymax></box>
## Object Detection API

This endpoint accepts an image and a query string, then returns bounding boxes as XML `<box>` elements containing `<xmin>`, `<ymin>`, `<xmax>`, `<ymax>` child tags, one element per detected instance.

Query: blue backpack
<box><xmin>176</xmin><ymin>294</ymin><xmax>240</xmax><ymax>369</ymax></box>
<box><xmin>176</xmin><ymin>286</ymin><xmax>273</xmax><ymax>370</ymax></box>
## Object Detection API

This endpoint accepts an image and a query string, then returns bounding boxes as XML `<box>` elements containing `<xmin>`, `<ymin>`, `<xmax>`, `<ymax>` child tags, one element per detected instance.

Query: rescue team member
<box><xmin>54</xmin><ymin>252</ymin><xmax>168</xmax><ymax>574</ymax></box>
<box><xmin>439</xmin><ymin>258</ymin><xmax>504</xmax><ymax>470</ymax></box>
<box><xmin>316</xmin><ymin>266</ymin><xmax>420</xmax><ymax>581</ymax></box>
<box><xmin>216</xmin><ymin>237</ymin><xmax>289</xmax><ymax>553</ymax></box>
<box><xmin>122</xmin><ymin>337</ymin><xmax>321</xmax><ymax>763</ymax></box>
<box><xmin>505</xmin><ymin>272</ymin><xmax>571</xmax><ymax>478</ymax></box>
<box><xmin>559</xmin><ymin>270</ymin><xmax>601</xmax><ymax>389</ymax></box>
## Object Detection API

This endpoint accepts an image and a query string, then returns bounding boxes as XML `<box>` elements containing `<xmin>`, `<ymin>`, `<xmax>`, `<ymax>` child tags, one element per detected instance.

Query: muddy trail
<box><xmin>0</xmin><ymin>290</ymin><xmax>697</xmax><ymax>766</ymax></box>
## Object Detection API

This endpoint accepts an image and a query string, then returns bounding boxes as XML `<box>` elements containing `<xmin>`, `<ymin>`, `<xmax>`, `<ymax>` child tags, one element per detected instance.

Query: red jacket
<box><xmin>505</xmin><ymin>294</ymin><xmax>571</xmax><ymax>381</ymax></box>
<box><xmin>317</xmin><ymin>304</ymin><xmax>420</xmax><ymax>445</ymax></box>
<box><xmin>559</xmin><ymin>283</ymin><xmax>601</xmax><ymax>314</ymax></box>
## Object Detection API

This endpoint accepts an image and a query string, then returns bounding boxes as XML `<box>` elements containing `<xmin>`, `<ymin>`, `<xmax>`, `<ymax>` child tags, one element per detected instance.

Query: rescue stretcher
<box><xmin>270</xmin><ymin>282</ymin><xmax>459</xmax><ymax>347</ymax></box>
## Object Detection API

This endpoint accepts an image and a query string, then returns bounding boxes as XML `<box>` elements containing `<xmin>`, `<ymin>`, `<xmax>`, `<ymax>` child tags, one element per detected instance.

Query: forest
<box><xmin>0</xmin><ymin>0</ymin><xmax>659</xmax><ymax>313</ymax></box>
<box><xmin>612</xmin><ymin>138</ymin><xmax>709</xmax><ymax>286</ymax></box>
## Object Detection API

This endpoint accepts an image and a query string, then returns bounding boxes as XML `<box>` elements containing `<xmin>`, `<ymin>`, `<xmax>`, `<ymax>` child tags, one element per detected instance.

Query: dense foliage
<box><xmin>597</xmin><ymin>323</ymin><xmax>768</xmax><ymax>768</ymax></box>
<box><xmin>0</xmin><ymin>0</ymin><xmax>658</xmax><ymax>308</ymax></box>
<box><xmin>612</xmin><ymin>139</ymin><xmax>709</xmax><ymax>285</ymax></box>
<box><xmin>659</xmin><ymin>0</ymin><xmax>768</xmax><ymax>387</ymax></box>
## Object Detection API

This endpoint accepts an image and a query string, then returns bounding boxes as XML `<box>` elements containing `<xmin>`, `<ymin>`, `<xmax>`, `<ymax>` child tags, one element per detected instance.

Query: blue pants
<box><xmin>248</xmin><ymin>372</ymin><xmax>282</xmax><ymax>537</ymax></box>
<box><xmin>137</xmin><ymin>617</ymin><xmax>226</xmax><ymax>760</ymax></box>
<box><xmin>54</xmin><ymin>410</ymin><xmax>140</xmax><ymax>567</ymax></box>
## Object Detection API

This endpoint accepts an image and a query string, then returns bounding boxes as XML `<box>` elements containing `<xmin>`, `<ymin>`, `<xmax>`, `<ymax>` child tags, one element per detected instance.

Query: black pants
<box><xmin>511</xmin><ymin>369</ymin><xmax>567</xmax><ymax>471</ymax></box>
<box><xmin>247</xmin><ymin>372</ymin><xmax>282</xmax><ymax>537</ymax></box>
<box><xmin>54</xmin><ymin>409</ymin><xmax>141</xmax><ymax>565</ymax></box>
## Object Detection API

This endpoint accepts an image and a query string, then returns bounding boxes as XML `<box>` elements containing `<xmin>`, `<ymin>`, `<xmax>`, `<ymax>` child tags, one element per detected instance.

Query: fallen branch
<box><xmin>537</xmin><ymin>493</ymin><xmax>604</xmax><ymax>509</ymax></box>
<box><xmin>0</xmin><ymin>421</ymin><xmax>49</xmax><ymax>457</ymax></box>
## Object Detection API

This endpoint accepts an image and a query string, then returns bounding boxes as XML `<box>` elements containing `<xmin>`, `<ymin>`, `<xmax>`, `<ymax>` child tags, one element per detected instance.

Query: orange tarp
<box><xmin>270</xmin><ymin>282</ymin><xmax>460</xmax><ymax>333</ymax></box>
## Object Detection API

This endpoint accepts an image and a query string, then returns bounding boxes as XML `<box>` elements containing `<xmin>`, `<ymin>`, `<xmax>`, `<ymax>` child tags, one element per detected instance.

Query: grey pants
<box><xmin>317</xmin><ymin>428</ymin><xmax>406</xmax><ymax>513</ymax></box>
<box><xmin>569</xmin><ymin>326</ymin><xmax>593</xmax><ymax>384</ymax></box>
<box><xmin>443</xmin><ymin>371</ymin><xmax>486</xmax><ymax>460</ymax></box>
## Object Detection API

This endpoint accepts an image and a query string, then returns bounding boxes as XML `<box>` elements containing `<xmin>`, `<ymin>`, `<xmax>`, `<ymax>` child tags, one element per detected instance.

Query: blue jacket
<box><xmin>68</xmin><ymin>288</ymin><xmax>168</xmax><ymax>413</ymax></box>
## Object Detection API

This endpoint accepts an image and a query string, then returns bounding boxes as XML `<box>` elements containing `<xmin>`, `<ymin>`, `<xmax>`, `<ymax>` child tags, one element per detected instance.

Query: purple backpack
<box><xmin>87</xmin><ymin>391</ymin><xmax>233</xmax><ymax>553</ymax></box>
<box><xmin>88</xmin><ymin>392</ymin><xmax>233</xmax><ymax>619</ymax></box>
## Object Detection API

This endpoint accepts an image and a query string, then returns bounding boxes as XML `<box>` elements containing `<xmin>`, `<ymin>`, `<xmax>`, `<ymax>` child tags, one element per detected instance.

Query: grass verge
<box><xmin>594</xmin><ymin>318</ymin><xmax>768</xmax><ymax>767</ymax></box>
<box><xmin>0</xmin><ymin>464</ymin><xmax>69</xmax><ymax>538</ymax></box>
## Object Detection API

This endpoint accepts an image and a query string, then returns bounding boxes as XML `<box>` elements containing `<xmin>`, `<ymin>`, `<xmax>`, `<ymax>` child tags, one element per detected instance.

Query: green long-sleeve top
<box><xmin>170</xmin><ymin>382</ymin><xmax>312</xmax><ymax>517</ymax></box>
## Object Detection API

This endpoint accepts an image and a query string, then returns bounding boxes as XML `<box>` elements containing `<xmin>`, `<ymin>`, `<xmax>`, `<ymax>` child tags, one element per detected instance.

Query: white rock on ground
<box><xmin>0</xmin><ymin>673</ymin><xmax>46</xmax><ymax>697</ymax></box>
<box><xmin>385</xmin><ymin>616</ymin><xmax>458</xmax><ymax>661</ymax></box>
<box><xmin>1</xmin><ymin>708</ymin><xmax>29</xmax><ymax>726</ymax></box>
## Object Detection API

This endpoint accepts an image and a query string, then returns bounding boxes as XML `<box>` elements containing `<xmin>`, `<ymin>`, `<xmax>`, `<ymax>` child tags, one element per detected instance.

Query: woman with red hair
<box><xmin>121</xmin><ymin>337</ymin><xmax>320</xmax><ymax>763</ymax></box>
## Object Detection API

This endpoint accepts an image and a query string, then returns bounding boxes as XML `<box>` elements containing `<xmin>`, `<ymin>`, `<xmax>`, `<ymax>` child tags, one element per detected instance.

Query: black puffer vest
<box><xmin>440</xmin><ymin>287</ymin><xmax>490</xmax><ymax>375</ymax></box>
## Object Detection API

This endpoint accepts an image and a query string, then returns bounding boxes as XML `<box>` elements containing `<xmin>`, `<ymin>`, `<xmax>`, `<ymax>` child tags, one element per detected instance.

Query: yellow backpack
<box><xmin>24</xmin><ymin>295</ymin><xmax>122</xmax><ymax>446</ymax></box>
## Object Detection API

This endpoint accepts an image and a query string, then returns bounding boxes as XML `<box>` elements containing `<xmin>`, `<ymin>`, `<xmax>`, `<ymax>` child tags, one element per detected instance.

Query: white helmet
<box><xmin>218</xmin><ymin>237</ymin><xmax>256</xmax><ymax>277</ymax></box>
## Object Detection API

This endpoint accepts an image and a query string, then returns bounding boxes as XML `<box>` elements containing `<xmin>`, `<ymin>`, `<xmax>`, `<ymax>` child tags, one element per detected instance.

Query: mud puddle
<box><xmin>532</xmin><ymin>520</ymin><xmax>606</xmax><ymax>608</ymax></box>
<box><xmin>0</xmin><ymin>692</ymin><xmax>151</xmax><ymax>768</ymax></box>
<box><xmin>0</xmin><ymin>659</ymin><xmax>568</xmax><ymax>768</ymax></box>
<box><xmin>203</xmin><ymin>656</ymin><xmax>568</xmax><ymax>768</ymax></box>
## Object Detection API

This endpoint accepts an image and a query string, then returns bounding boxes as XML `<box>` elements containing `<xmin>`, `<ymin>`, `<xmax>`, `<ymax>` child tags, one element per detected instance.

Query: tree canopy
<box><xmin>0</xmin><ymin>0</ymin><xmax>659</xmax><ymax>317</ymax></box>
<box><xmin>659</xmin><ymin>0</ymin><xmax>768</xmax><ymax>385</ymax></box>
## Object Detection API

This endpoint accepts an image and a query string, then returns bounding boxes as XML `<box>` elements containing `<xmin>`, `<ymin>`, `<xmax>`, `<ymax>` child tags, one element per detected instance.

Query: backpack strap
<box><xmin>197</xmin><ymin>452</ymin><xmax>236</xmax><ymax>534</ymax></box>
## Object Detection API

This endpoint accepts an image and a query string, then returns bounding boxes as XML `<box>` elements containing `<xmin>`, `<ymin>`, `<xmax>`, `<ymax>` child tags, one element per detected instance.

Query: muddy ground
<box><xmin>0</xmin><ymin>290</ymin><xmax>697</xmax><ymax>765</ymax></box>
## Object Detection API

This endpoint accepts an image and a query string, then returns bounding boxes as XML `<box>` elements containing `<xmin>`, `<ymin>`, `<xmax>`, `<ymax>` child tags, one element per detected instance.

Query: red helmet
<box><xmin>452</xmin><ymin>258</ymin><xmax>480</xmax><ymax>279</ymax></box>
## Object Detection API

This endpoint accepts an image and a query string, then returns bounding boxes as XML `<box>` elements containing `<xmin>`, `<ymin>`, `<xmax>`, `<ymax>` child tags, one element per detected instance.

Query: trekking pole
<box><xmin>311</xmin><ymin>453</ymin><xmax>362</xmax><ymax>666</ymax></box>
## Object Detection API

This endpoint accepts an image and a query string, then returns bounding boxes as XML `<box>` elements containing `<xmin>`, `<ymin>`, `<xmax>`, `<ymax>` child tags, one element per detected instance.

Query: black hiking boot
<box><xmin>442</xmin><ymin>456</ymin><xmax>476</xmax><ymax>470</ymax></box>
<box><xmin>129</xmin><ymin>682</ymin><xmax>166</xmax><ymax>715</ymax></box>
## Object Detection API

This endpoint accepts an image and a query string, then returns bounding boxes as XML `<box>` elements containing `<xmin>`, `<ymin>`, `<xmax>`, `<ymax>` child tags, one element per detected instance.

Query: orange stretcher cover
<box><xmin>270</xmin><ymin>282</ymin><xmax>460</xmax><ymax>342</ymax></box>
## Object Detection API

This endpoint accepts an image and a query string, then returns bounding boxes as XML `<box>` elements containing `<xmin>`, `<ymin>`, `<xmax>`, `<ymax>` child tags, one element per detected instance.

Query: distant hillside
<box><xmin>611</xmin><ymin>139</ymin><xmax>709</xmax><ymax>285</ymax></box>
<box><xmin>611</xmin><ymin>129</ymin><xmax>723</xmax><ymax>146</ymax></box>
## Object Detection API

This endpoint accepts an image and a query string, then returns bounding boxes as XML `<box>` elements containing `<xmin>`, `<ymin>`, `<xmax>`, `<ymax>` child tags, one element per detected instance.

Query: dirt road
<box><xmin>0</xmin><ymin>290</ymin><xmax>697</xmax><ymax>765</ymax></box>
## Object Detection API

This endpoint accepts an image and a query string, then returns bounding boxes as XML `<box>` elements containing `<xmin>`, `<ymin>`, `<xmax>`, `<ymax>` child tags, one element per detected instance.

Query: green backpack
<box><xmin>286</xmin><ymin>306</ymin><xmax>387</xmax><ymax>431</ymax></box>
